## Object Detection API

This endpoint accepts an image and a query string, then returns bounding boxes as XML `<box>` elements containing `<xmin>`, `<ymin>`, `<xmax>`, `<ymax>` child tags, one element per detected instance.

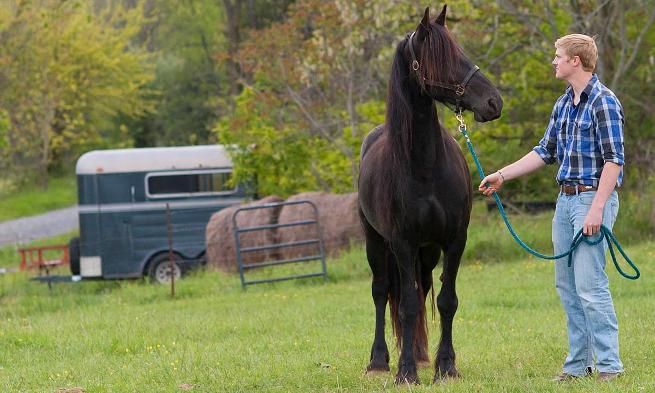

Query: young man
<box><xmin>478</xmin><ymin>34</ymin><xmax>624</xmax><ymax>382</ymax></box>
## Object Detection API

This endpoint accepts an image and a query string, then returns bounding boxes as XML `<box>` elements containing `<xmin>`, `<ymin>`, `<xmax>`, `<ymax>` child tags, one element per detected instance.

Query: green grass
<box><xmin>0</xmin><ymin>199</ymin><xmax>651</xmax><ymax>391</ymax></box>
<box><xmin>0</xmin><ymin>176</ymin><xmax>77</xmax><ymax>222</ymax></box>
<box><xmin>1</xmin><ymin>236</ymin><xmax>653</xmax><ymax>392</ymax></box>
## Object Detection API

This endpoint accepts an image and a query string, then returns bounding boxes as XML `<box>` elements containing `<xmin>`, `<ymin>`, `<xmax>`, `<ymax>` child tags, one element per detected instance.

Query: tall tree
<box><xmin>217</xmin><ymin>0</ymin><xmax>416</xmax><ymax>195</ymax></box>
<box><xmin>220</xmin><ymin>0</ymin><xmax>295</xmax><ymax>94</ymax></box>
<box><xmin>0</xmin><ymin>0</ymin><xmax>154</xmax><ymax>186</ymax></box>
<box><xmin>127</xmin><ymin>0</ymin><xmax>225</xmax><ymax>147</ymax></box>
<box><xmin>125</xmin><ymin>0</ymin><xmax>294</xmax><ymax>147</ymax></box>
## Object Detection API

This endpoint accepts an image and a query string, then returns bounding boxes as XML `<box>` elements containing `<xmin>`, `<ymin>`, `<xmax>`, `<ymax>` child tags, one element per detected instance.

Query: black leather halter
<box><xmin>407</xmin><ymin>31</ymin><xmax>479</xmax><ymax>112</ymax></box>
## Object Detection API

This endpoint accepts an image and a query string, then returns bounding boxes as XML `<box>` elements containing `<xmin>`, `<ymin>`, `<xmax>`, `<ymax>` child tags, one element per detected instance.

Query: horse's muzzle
<box><xmin>474</xmin><ymin>94</ymin><xmax>503</xmax><ymax>122</ymax></box>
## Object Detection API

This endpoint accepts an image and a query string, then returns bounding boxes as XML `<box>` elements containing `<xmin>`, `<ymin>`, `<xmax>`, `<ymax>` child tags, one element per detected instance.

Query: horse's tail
<box><xmin>388</xmin><ymin>252</ymin><xmax>429</xmax><ymax>364</ymax></box>
<box><xmin>388</xmin><ymin>250</ymin><xmax>401</xmax><ymax>348</ymax></box>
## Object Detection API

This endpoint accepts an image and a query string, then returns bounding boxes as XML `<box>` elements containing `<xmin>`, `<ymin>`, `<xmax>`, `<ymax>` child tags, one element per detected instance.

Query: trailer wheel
<box><xmin>147</xmin><ymin>253</ymin><xmax>182</xmax><ymax>284</ymax></box>
<box><xmin>69</xmin><ymin>237</ymin><xmax>80</xmax><ymax>275</ymax></box>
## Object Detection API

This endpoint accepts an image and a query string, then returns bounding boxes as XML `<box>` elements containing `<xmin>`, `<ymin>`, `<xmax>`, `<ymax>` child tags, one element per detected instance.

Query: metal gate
<box><xmin>232</xmin><ymin>200</ymin><xmax>327</xmax><ymax>288</ymax></box>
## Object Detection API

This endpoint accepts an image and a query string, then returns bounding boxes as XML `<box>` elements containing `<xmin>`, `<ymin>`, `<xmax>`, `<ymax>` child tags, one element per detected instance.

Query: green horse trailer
<box><xmin>69</xmin><ymin>145</ymin><xmax>245</xmax><ymax>283</ymax></box>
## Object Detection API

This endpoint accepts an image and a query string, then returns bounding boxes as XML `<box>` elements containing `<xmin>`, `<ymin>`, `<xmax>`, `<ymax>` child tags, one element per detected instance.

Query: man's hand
<box><xmin>478</xmin><ymin>172</ymin><xmax>504</xmax><ymax>196</ymax></box>
<box><xmin>582</xmin><ymin>162</ymin><xmax>621</xmax><ymax>236</ymax></box>
<box><xmin>583</xmin><ymin>205</ymin><xmax>603</xmax><ymax>236</ymax></box>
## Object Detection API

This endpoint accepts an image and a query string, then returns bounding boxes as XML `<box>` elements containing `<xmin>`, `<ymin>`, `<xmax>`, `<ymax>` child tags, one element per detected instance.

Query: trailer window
<box><xmin>148</xmin><ymin>172</ymin><xmax>233</xmax><ymax>196</ymax></box>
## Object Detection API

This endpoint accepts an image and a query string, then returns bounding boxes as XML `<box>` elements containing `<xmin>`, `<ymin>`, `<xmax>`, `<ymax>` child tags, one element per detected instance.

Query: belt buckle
<box><xmin>581</xmin><ymin>185</ymin><xmax>594</xmax><ymax>194</ymax></box>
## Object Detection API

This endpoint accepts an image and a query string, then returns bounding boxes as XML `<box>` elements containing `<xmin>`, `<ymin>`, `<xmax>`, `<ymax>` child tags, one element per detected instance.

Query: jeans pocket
<box><xmin>608</xmin><ymin>199</ymin><xmax>619</xmax><ymax>227</ymax></box>
<box><xmin>578</xmin><ymin>191</ymin><xmax>596</xmax><ymax>206</ymax></box>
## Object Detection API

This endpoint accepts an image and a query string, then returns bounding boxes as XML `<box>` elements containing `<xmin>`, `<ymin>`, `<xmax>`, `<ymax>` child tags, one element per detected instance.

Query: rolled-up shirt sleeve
<box><xmin>533</xmin><ymin>106</ymin><xmax>559</xmax><ymax>165</ymax></box>
<box><xmin>594</xmin><ymin>95</ymin><xmax>624</xmax><ymax>165</ymax></box>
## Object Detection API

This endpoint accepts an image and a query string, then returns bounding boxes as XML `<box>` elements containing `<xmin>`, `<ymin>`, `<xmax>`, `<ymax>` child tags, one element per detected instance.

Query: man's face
<box><xmin>552</xmin><ymin>47</ymin><xmax>576</xmax><ymax>80</ymax></box>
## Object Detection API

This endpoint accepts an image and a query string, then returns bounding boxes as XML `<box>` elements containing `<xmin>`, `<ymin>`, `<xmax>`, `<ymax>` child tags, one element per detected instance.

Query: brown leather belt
<box><xmin>560</xmin><ymin>184</ymin><xmax>597</xmax><ymax>195</ymax></box>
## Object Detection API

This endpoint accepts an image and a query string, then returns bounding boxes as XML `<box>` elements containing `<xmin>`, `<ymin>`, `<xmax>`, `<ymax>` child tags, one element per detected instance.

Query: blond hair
<box><xmin>555</xmin><ymin>34</ymin><xmax>598</xmax><ymax>72</ymax></box>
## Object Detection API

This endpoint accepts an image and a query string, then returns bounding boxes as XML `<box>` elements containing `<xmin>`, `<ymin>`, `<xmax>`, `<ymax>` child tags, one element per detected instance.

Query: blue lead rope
<box><xmin>457</xmin><ymin>119</ymin><xmax>640</xmax><ymax>280</ymax></box>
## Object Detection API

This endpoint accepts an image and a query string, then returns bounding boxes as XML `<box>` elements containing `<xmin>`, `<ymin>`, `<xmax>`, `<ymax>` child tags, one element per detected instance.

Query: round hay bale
<box><xmin>206</xmin><ymin>195</ymin><xmax>284</xmax><ymax>272</ymax></box>
<box><xmin>277</xmin><ymin>192</ymin><xmax>363</xmax><ymax>260</ymax></box>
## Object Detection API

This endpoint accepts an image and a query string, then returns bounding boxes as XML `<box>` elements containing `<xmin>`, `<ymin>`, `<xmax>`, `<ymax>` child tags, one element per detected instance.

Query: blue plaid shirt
<box><xmin>533</xmin><ymin>74</ymin><xmax>624</xmax><ymax>187</ymax></box>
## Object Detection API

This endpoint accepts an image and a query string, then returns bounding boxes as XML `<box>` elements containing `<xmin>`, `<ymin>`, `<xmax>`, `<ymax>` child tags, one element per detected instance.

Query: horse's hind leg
<box><xmin>434</xmin><ymin>232</ymin><xmax>465</xmax><ymax>382</ymax></box>
<box><xmin>361</xmin><ymin>212</ymin><xmax>391</xmax><ymax>374</ymax></box>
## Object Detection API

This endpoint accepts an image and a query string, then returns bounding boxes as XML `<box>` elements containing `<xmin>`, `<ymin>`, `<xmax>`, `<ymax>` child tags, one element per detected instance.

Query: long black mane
<box><xmin>378</xmin><ymin>25</ymin><xmax>463</xmax><ymax>233</ymax></box>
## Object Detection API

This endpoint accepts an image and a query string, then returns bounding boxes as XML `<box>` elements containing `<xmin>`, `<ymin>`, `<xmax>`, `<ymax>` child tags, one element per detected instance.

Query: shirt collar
<box><xmin>565</xmin><ymin>74</ymin><xmax>598</xmax><ymax>102</ymax></box>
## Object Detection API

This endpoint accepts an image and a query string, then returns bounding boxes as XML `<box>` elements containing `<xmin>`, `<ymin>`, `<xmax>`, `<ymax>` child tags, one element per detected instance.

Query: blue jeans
<box><xmin>552</xmin><ymin>190</ymin><xmax>623</xmax><ymax>375</ymax></box>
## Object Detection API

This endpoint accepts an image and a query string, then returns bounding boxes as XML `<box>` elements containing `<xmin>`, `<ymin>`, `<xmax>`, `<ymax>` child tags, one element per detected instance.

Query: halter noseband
<box><xmin>407</xmin><ymin>31</ymin><xmax>480</xmax><ymax>111</ymax></box>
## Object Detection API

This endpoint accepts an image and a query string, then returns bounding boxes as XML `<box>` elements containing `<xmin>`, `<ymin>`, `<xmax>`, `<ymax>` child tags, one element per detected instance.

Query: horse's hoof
<box><xmin>394</xmin><ymin>372</ymin><xmax>420</xmax><ymax>386</ymax></box>
<box><xmin>433</xmin><ymin>369</ymin><xmax>461</xmax><ymax>383</ymax></box>
<box><xmin>365</xmin><ymin>364</ymin><xmax>390</xmax><ymax>376</ymax></box>
<box><xmin>366</xmin><ymin>355</ymin><xmax>390</xmax><ymax>374</ymax></box>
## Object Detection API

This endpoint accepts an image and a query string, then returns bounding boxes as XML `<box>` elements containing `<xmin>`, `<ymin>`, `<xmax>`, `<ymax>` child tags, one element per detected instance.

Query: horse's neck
<box><xmin>409</xmin><ymin>93</ymin><xmax>442</xmax><ymax>169</ymax></box>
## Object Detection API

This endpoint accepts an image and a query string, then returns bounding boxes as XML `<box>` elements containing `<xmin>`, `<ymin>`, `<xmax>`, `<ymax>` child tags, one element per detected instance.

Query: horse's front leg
<box><xmin>361</xmin><ymin>212</ymin><xmax>391</xmax><ymax>374</ymax></box>
<box><xmin>434</xmin><ymin>232</ymin><xmax>465</xmax><ymax>382</ymax></box>
<box><xmin>394</xmin><ymin>242</ymin><xmax>420</xmax><ymax>385</ymax></box>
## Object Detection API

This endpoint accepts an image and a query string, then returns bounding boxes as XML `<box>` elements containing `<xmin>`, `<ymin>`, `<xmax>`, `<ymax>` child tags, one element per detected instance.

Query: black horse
<box><xmin>358</xmin><ymin>5</ymin><xmax>502</xmax><ymax>385</ymax></box>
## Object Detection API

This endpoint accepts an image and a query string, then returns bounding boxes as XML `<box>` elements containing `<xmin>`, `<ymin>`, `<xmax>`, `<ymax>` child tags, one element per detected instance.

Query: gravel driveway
<box><xmin>0</xmin><ymin>206</ymin><xmax>79</xmax><ymax>247</ymax></box>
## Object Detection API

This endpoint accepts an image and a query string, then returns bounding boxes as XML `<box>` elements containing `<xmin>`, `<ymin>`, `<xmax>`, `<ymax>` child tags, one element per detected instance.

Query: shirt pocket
<box><xmin>574</xmin><ymin>118</ymin><xmax>594</xmax><ymax>142</ymax></box>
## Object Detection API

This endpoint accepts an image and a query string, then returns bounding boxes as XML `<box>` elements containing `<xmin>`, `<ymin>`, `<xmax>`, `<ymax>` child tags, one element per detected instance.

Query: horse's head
<box><xmin>405</xmin><ymin>6</ymin><xmax>502</xmax><ymax>122</ymax></box>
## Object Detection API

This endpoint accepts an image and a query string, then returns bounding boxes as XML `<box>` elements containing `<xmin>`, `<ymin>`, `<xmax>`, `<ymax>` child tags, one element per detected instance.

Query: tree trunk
<box><xmin>38</xmin><ymin>95</ymin><xmax>55</xmax><ymax>190</ymax></box>
<box><xmin>222</xmin><ymin>0</ymin><xmax>242</xmax><ymax>95</ymax></box>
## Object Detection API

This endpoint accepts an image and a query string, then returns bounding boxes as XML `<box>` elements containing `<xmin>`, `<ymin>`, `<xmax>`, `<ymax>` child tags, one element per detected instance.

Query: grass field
<box><xmin>0</xmin><ymin>176</ymin><xmax>77</xmax><ymax>222</ymax></box>
<box><xmin>1</xmin><ymin>222</ymin><xmax>653</xmax><ymax>392</ymax></box>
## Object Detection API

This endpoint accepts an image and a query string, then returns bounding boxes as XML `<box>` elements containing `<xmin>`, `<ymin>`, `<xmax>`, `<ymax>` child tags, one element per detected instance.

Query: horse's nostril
<box><xmin>488</xmin><ymin>97</ymin><xmax>503</xmax><ymax>113</ymax></box>
<box><xmin>488</xmin><ymin>98</ymin><xmax>498</xmax><ymax>112</ymax></box>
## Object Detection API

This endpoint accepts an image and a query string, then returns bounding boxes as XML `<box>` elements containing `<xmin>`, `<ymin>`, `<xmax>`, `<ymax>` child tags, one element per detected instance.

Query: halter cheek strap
<box><xmin>407</xmin><ymin>31</ymin><xmax>480</xmax><ymax>111</ymax></box>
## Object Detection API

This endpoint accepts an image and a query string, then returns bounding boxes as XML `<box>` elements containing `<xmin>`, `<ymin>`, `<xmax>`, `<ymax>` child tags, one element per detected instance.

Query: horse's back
<box><xmin>360</xmin><ymin>124</ymin><xmax>385</xmax><ymax>161</ymax></box>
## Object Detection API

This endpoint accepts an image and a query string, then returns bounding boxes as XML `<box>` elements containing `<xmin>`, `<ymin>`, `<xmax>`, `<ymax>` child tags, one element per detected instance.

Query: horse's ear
<box><xmin>417</xmin><ymin>7</ymin><xmax>430</xmax><ymax>41</ymax></box>
<box><xmin>435</xmin><ymin>4</ymin><xmax>447</xmax><ymax>26</ymax></box>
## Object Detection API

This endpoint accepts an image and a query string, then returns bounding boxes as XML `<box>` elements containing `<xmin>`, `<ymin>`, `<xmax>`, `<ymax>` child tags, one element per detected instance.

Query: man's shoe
<box><xmin>551</xmin><ymin>373</ymin><xmax>578</xmax><ymax>382</ymax></box>
<box><xmin>552</xmin><ymin>367</ymin><xmax>593</xmax><ymax>382</ymax></box>
<box><xmin>597</xmin><ymin>372</ymin><xmax>620</xmax><ymax>382</ymax></box>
